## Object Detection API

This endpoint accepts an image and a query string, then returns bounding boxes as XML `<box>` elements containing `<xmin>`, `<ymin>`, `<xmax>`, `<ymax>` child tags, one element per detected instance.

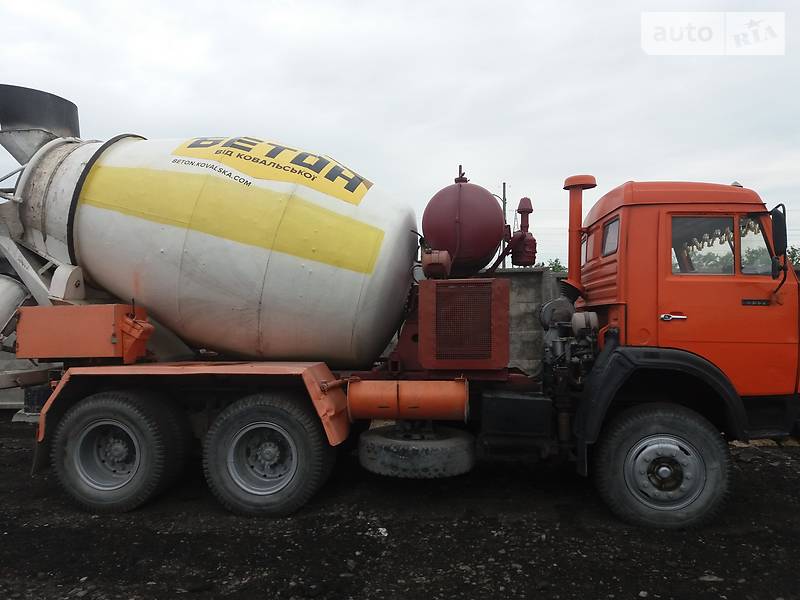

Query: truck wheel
<box><xmin>359</xmin><ymin>425</ymin><xmax>475</xmax><ymax>478</ymax></box>
<box><xmin>202</xmin><ymin>393</ymin><xmax>334</xmax><ymax>517</ymax></box>
<box><xmin>593</xmin><ymin>403</ymin><xmax>731</xmax><ymax>529</ymax></box>
<box><xmin>50</xmin><ymin>391</ymin><xmax>169</xmax><ymax>512</ymax></box>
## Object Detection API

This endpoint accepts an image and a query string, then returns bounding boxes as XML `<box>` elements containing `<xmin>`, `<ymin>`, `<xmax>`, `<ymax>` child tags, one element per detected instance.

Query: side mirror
<box><xmin>770</xmin><ymin>204</ymin><xmax>787</xmax><ymax>257</ymax></box>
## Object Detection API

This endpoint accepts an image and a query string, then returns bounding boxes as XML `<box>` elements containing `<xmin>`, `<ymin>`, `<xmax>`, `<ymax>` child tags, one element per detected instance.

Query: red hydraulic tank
<box><xmin>422</xmin><ymin>175</ymin><xmax>505</xmax><ymax>276</ymax></box>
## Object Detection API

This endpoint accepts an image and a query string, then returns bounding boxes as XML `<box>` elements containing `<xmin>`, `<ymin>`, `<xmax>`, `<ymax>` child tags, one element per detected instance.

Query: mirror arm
<box><xmin>772</xmin><ymin>256</ymin><xmax>789</xmax><ymax>296</ymax></box>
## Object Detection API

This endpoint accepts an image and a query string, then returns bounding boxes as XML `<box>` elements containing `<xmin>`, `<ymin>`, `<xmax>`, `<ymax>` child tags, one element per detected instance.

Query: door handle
<box><xmin>660</xmin><ymin>313</ymin><xmax>688</xmax><ymax>322</ymax></box>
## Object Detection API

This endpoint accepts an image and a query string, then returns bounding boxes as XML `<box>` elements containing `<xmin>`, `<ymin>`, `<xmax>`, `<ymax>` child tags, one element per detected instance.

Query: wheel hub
<box><xmin>255</xmin><ymin>441</ymin><xmax>280</xmax><ymax>465</ymax></box>
<box><xmin>104</xmin><ymin>437</ymin><xmax>130</xmax><ymax>463</ymax></box>
<box><xmin>646</xmin><ymin>455</ymin><xmax>684</xmax><ymax>492</ymax></box>
<box><xmin>655</xmin><ymin>464</ymin><xmax>673</xmax><ymax>479</ymax></box>
<box><xmin>75</xmin><ymin>419</ymin><xmax>141</xmax><ymax>491</ymax></box>
<box><xmin>624</xmin><ymin>435</ymin><xmax>706</xmax><ymax>510</ymax></box>
<box><xmin>228</xmin><ymin>422</ymin><xmax>298</xmax><ymax>496</ymax></box>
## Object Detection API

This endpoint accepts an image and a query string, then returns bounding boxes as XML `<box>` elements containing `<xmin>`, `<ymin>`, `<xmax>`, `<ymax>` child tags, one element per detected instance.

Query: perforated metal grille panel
<box><xmin>435</xmin><ymin>282</ymin><xmax>492</xmax><ymax>359</ymax></box>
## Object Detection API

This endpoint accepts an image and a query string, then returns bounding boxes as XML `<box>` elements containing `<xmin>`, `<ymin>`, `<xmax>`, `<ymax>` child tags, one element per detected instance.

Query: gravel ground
<box><xmin>0</xmin><ymin>413</ymin><xmax>799</xmax><ymax>600</ymax></box>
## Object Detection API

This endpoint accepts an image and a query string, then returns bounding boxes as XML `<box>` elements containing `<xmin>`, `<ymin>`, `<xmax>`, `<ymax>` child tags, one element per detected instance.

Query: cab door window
<box><xmin>671</xmin><ymin>216</ymin><xmax>734</xmax><ymax>275</ymax></box>
<box><xmin>739</xmin><ymin>215</ymin><xmax>772</xmax><ymax>275</ymax></box>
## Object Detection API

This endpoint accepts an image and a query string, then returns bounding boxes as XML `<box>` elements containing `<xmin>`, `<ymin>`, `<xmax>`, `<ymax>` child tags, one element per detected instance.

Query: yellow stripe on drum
<box><xmin>77</xmin><ymin>166</ymin><xmax>385</xmax><ymax>274</ymax></box>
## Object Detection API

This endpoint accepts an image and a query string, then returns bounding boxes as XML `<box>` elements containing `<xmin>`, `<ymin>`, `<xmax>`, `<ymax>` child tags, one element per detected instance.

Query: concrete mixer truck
<box><xmin>0</xmin><ymin>85</ymin><xmax>797</xmax><ymax>529</ymax></box>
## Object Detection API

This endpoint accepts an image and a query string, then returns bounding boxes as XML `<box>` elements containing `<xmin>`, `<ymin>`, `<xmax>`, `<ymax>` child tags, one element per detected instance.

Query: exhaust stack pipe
<box><xmin>562</xmin><ymin>174</ymin><xmax>596</xmax><ymax>301</ymax></box>
<box><xmin>0</xmin><ymin>85</ymin><xmax>80</xmax><ymax>164</ymax></box>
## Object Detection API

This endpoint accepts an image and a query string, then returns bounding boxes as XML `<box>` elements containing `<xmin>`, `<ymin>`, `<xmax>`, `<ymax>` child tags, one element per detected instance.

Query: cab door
<box><xmin>657</xmin><ymin>212</ymin><xmax>798</xmax><ymax>397</ymax></box>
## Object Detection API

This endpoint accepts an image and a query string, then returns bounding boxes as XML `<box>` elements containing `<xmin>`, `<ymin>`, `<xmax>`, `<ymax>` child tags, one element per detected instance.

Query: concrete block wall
<box><xmin>493</xmin><ymin>268</ymin><xmax>564</xmax><ymax>375</ymax></box>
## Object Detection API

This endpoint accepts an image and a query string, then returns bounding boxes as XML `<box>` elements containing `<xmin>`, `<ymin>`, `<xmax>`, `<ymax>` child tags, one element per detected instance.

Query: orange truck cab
<box><xmin>573</xmin><ymin>180</ymin><xmax>797</xmax><ymax>437</ymax></box>
<box><xmin>556</xmin><ymin>180</ymin><xmax>794</xmax><ymax>461</ymax></box>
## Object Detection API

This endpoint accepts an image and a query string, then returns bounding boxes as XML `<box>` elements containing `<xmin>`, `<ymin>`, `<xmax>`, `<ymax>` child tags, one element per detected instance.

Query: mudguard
<box><xmin>574</xmin><ymin>343</ymin><xmax>747</xmax><ymax>475</ymax></box>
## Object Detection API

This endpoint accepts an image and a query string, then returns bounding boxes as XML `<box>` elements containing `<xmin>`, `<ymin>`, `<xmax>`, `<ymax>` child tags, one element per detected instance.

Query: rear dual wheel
<box><xmin>51</xmin><ymin>390</ymin><xmax>190</xmax><ymax>513</ymax></box>
<box><xmin>52</xmin><ymin>390</ymin><xmax>333</xmax><ymax>516</ymax></box>
<box><xmin>202</xmin><ymin>393</ymin><xmax>335</xmax><ymax>517</ymax></box>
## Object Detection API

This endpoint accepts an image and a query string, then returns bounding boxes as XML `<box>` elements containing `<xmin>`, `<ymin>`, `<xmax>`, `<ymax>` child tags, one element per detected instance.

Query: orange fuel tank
<box><xmin>347</xmin><ymin>379</ymin><xmax>468</xmax><ymax>421</ymax></box>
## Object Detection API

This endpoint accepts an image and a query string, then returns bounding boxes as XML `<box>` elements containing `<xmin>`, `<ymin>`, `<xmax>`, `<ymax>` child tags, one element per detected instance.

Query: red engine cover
<box><xmin>422</xmin><ymin>182</ymin><xmax>505</xmax><ymax>276</ymax></box>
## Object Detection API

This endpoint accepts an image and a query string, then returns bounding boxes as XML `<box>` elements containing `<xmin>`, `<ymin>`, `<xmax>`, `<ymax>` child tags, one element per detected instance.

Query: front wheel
<box><xmin>202</xmin><ymin>393</ymin><xmax>334</xmax><ymax>516</ymax></box>
<box><xmin>593</xmin><ymin>403</ymin><xmax>731</xmax><ymax>529</ymax></box>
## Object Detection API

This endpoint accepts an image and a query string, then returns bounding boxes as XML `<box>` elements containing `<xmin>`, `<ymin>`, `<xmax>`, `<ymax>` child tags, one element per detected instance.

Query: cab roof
<box><xmin>584</xmin><ymin>181</ymin><xmax>765</xmax><ymax>227</ymax></box>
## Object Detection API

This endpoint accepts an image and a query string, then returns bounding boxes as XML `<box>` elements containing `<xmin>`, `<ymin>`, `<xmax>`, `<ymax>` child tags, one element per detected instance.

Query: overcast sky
<box><xmin>1</xmin><ymin>0</ymin><xmax>797</xmax><ymax>262</ymax></box>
